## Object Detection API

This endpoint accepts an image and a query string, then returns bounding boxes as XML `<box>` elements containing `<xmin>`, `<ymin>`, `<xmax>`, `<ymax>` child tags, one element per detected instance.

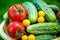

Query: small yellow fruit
<box><xmin>22</xmin><ymin>35</ymin><xmax>28</xmax><ymax>40</ymax></box>
<box><xmin>38</xmin><ymin>16</ymin><xmax>45</xmax><ymax>23</ymax></box>
<box><xmin>28</xmin><ymin>35</ymin><xmax>35</xmax><ymax>40</ymax></box>
<box><xmin>23</xmin><ymin>19</ymin><xmax>30</xmax><ymax>26</ymax></box>
<box><xmin>38</xmin><ymin>11</ymin><xmax>45</xmax><ymax>17</ymax></box>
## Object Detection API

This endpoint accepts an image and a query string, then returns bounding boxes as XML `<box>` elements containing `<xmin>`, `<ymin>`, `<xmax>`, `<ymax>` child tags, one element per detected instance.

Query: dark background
<box><xmin>0</xmin><ymin>0</ymin><xmax>60</xmax><ymax>39</ymax></box>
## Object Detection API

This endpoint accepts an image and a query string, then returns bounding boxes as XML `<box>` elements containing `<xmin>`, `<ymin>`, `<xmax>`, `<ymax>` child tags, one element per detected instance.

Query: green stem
<box><xmin>16</xmin><ymin>30</ymin><xmax>21</xmax><ymax>35</ymax></box>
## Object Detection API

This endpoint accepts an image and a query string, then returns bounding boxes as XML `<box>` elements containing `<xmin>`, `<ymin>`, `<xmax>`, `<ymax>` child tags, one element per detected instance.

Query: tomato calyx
<box><xmin>18</xmin><ymin>9</ymin><xmax>23</xmax><ymax>13</ymax></box>
<box><xmin>14</xmin><ymin>5</ymin><xmax>23</xmax><ymax>14</ymax></box>
<box><xmin>16</xmin><ymin>30</ymin><xmax>21</xmax><ymax>36</ymax></box>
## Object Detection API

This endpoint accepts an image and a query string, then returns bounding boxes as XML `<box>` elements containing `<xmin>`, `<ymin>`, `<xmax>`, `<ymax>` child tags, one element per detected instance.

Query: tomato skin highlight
<box><xmin>8</xmin><ymin>4</ymin><xmax>27</xmax><ymax>22</ymax></box>
<box><xmin>7</xmin><ymin>21</ymin><xmax>25</xmax><ymax>39</ymax></box>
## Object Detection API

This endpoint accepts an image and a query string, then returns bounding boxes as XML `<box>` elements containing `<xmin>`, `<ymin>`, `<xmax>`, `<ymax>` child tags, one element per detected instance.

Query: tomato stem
<box><xmin>16</xmin><ymin>30</ymin><xmax>21</xmax><ymax>35</ymax></box>
<box><xmin>18</xmin><ymin>9</ymin><xmax>23</xmax><ymax>13</ymax></box>
<box><xmin>14</xmin><ymin>5</ymin><xmax>23</xmax><ymax>13</ymax></box>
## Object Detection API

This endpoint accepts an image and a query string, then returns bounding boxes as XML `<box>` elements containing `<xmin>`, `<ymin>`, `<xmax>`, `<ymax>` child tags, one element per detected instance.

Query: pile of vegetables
<box><xmin>0</xmin><ymin>0</ymin><xmax>60</xmax><ymax>40</ymax></box>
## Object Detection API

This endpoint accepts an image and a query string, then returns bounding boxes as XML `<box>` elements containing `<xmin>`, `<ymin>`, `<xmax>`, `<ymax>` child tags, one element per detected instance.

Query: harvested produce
<box><xmin>57</xmin><ymin>12</ymin><xmax>60</xmax><ymax>20</ymax></box>
<box><xmin>1</xmin><ymin>0</ymin><xmax>60</xmax><ymax>40</ymax></box>
<box><xmin>3</xmin><ymin>12</ymin><xmax>8</xmax><ymax>20</ymax></box>
<box><xmin>7</xmin><ymin>21</ymin><xmax>25</xmax><ymax>39</ymax></box>
<box><xmin>38</xmin><ymin>11</ymin><xmax>45</xmax><ymax>17</ymax></box>
<box><xmin>36</xmin><ymin>35</ymin><xmax>56</xmax><ymax>40</ymax></box>
<box><xmin>28</xmin><ymin>34</ymin><xmax>35</xmax><ymax>40</ymax></box>
<box><xmin>8</xmin><ymin>4</ymin><xmax>27</xmax><ymax>22</ymax></box>
<box><xmin>33</xmin><ymin>0</ymin><xmax>57</xmax><ymax>22</ymax></box>
<box><xmin>22</xmin><ymin>19</ymin><xmax>30</xmax><ymax>26</ymax></box>
<box><xmin>53</xmin><ymin>37</ymin><xmax>60</xmax><ymax>40</ymax></box>
<box><xmin>23</xmin><ymin>2</ymin><xmax>38</xmax><ymax>23</ymax></box>
<box><xmin>0</xmin><ymin>20</ymin><xmax>16</xmax><ymax>40</ymax></box>
<box><xmin>33</xmin><ymin>4</ymin><xmax>59</xmax><ymax>14</ymax></box>
<box><xmin>38</xmin><ymin>16</ymin><xmax>45</xmax><ymax>23</ymax></box>
<box><xmin>22</xmin><ymin>35</ymin><xmax>28</xmax><ymax>40</ymax></box>
<box><xmin>32</xmin><ymin>2</ymin><xmax>41</xmax><ymax>11</ymax></box>
<box><xmin>49</xmin><ymin>5</ymin><xmax>59</xmax><ymax>14</ymax></box>
<box><xmin>27</xmin><ymin>22</ymin><xmax>60</xmax><ymax>34</ymax></box>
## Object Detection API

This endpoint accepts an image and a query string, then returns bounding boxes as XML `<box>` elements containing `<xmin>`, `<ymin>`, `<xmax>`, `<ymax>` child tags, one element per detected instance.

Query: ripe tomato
<box><xmin>7</xmin><ymin>22</ymin><xmax>25</xmax><ymax>39</ymax></box>
<box><xmin>8</xmin><ymin>4</ymin><xmax>27</xmax><ymax>21</ymax></box>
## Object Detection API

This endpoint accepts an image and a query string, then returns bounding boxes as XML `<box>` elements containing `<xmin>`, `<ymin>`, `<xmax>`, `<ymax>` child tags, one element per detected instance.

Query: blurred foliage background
<box><xmin>0</xmin><ymin>0</ymin><xmax>60</xmax><ymax>23</ymax></box>
<box><xmin>0</xmin><ymin>0</ymin><xmax>60</xmax><ymax>40</ymax></box>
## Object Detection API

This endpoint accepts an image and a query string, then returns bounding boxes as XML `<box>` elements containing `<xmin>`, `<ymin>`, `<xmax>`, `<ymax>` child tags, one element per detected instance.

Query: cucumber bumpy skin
<box><xmin>48</xmin><ymin>5</ymin><xmax>59</xmax><ymax>14</ymax></box>
<box><xmin>36</xmin><ymin>35</ymin><xmax>56</xmax><ymax>40</ymax></box>
<box><xmin>33</xmin><ymin>0</ymin><xmax>57</xmax><ymax>22</ymax></box>
<box><xmin>23</xmin><ymin>2</ymin><xmax>38</xmax><ymax>23</ymax></box>
<box><xmin>27</xmin><ymin>22</ymin><xmax>60</xmax><ymax>34</ymax></box>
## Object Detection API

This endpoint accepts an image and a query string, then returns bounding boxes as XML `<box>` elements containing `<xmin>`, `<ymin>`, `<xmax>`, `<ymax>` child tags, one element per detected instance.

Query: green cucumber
<box><xmin>27</xmin><ymin>22</ymin><xmax>60</xmax><ymax>34</ymax></box>
<box><xmin>33</xmin><ymin>0</ymin><xmax>57</xmax><ymax>22</ymax></box>
<box><xmin>36</xmin><ymin>35</ymin><xmax>56</xmax><ymax>40</ymax></box>
<box><xmin>33</xmin><ymin>3</ymin><xmax>59</xmax><ymax>13</ymax></box>
<box><xmin>32</xmin><ymin>2</ymin><xmax>41</xmax><ymax>11</ymax></box>
<box><xmin>23</xmin><ymin>2</ymin><xmax>38</xmax><ymax>23</ymax></box>
<box><xmin>48</xmin><ymin>5</ymin><xmax>59</xmax><ymax>14</ymax></box>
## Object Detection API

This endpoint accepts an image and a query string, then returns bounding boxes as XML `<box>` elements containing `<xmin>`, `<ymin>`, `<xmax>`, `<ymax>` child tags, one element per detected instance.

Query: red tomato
<box><xmin>7</xmin><ymin>22</ymin><xmax>25</xmax><ymax>39</ymax></box>
<box><xmin>8</xmin><ymin>4</ymin><xmax>27</xmax><ymax>21</ymax></box>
